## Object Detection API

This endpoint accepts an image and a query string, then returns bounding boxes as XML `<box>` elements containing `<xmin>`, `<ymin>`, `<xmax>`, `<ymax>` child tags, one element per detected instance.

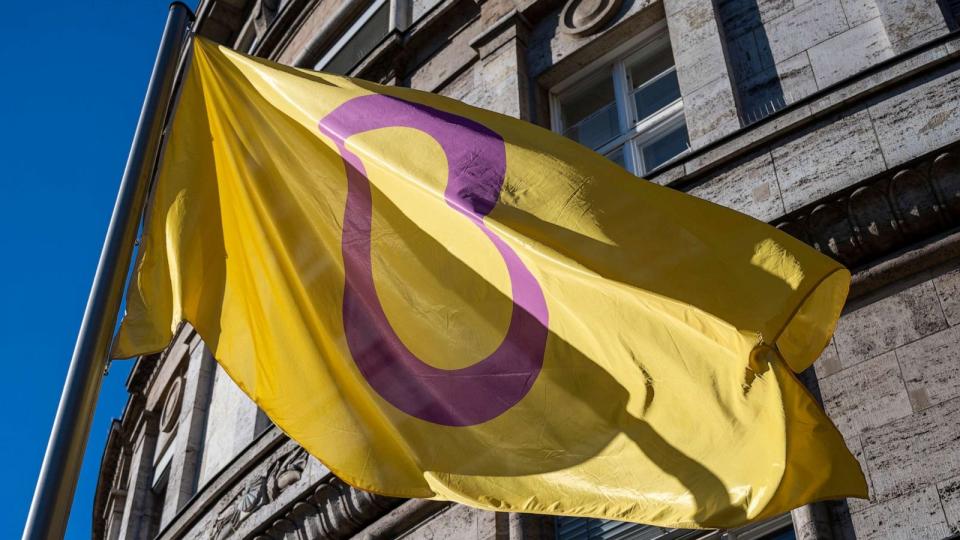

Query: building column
<box><xmin>469</xmin><ymin>4</ymin><xmax>532</xmax><ymax>121</ymax></box>
<box><xmin>160</xmin><ymin>334</ymin><xmax>217</xmax><ymax>522</ymax></box>
<box><xmin>116</xmin><ymin>415</ymin><xmax>159</xmax><ymax>540</ymax></box>
<box><xmin>663</xmin><ymin>0</ymin><xmax>740</xmax><ymax>148</ymax></box>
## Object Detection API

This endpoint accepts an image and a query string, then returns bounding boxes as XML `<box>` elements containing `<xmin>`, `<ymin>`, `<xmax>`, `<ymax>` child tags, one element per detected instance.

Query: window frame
<box><xmin>314</xmin><ymin>0</ymin><xmax>397</xmax><ymax>73</ymax></box>
<box><xmin>549</xmin><ymin>23</ymin><xmax>689</xmax><ymax>176</ymax></box>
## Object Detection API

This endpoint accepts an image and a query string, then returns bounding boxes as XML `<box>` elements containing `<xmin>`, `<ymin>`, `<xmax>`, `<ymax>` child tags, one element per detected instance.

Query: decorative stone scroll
<box><xmin>559</xmin><ymin>0</ymin><xmax>624</xmax><ymax>36</ymax></box>
<box><xmin>210</xmin><ymin>446</ymin><xmax>310</xmax><ymax>539</ymax></box>
<box><xmin>775</xmin><ymin>148</ymin><xmax>960</xmax><ymax>269</ymax></box>
<box><xmin>251</xmin><ymin>477</ymin><xmax>402</xmax><ymax>539</ymax></box>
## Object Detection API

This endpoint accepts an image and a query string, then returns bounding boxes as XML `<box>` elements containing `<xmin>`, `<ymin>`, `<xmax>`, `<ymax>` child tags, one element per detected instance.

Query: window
<box><xmin>555</xmin><ymin>513</ymin><xmax>796</xmax><ymax>540</ymax></box>
<box><xmin>315</xmin><ymin>0</ymin><xmax>393</xmax><ymax>75</ymax></box>
<box><xmin>941</xmin><ymin>0</ymin><xmax>960</xmax><ymax>30</ymax></box>
<box><xmin>551</xmin><ymin>33</ymin><xmax>689</xmax><ymax>176</ymax></box>
<box><xmin>147</xmin><ymin>464</ymin><xmax>169</xmax><ymax>539</ymax></box>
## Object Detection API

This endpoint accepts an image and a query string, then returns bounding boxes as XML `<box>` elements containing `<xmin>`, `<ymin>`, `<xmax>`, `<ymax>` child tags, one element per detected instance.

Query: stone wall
<box><xmin>93</xmin><ymin>0</ymin><xmax>960</xmax><ymax>538</ymax></box>
<box><xmin>817</xmin><ymin>262</ymin><xmax>960</xmax><ymax>540</ymax></box>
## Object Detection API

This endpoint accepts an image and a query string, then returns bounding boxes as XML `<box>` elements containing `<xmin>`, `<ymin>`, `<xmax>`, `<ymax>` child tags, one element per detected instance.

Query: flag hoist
<box><xmin>28</xmin><ymin>3</ymin><xmax>868</xmax><ymax>537</ymax></box>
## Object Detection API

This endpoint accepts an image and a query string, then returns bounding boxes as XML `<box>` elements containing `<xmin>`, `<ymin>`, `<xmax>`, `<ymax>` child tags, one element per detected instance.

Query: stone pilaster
<box><xmin>117</xmin><ymin>416</ymin><xmax>160</xmax><ymax>540</ymax></box>
<box><xmin>469</xmin><ymin>6</ymin><xmax>532</xmax><ymax>120</ymax></box>
<box><xmin>160</xmin><ymin>337</ymin><xmax>217</xmax><ymax>523</ymax></box>
<box><xmin>663</xmin><ymin>0</ymin><xmax>740</xmax><ymax>147</ymax></box>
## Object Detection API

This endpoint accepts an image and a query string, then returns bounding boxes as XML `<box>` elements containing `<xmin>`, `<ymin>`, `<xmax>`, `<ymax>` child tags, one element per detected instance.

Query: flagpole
<box><xmin>22</xmin><ymin>3</ymin><xmax>194</xmax><ymax>539</ymax></box>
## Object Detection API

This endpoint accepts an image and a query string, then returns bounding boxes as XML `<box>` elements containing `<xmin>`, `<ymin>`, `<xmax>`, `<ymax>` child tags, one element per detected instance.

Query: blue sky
<box><xmin>0</xmin><ymin>2</ymin><xmax>194</xmax><ymax>537</ymax></box>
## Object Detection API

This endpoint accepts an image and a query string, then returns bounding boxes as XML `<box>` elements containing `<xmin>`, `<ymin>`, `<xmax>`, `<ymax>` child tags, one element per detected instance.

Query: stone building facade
<box><xmin>93</xmin><ymin>0</ymin><xmax>960</xmax><ymax>538</ymax></box>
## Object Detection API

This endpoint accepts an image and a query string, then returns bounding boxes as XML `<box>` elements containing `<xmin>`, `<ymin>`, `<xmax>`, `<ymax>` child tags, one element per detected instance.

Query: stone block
<box><xmin>875</xmin><ymin>0</ymin><xmax>948</xmax><ymax>52</ymax></box>
<box><xmin>772</xmin><ymin>109</ymin><xmax>886</xmax><ymax>212</ymax></box>
<box><xmin>814</xmin><ymin>338</ymin><xmax>842</xmax><ymax>378</ymax></box>
<box><xmin>683</xmin><ymin>104</ymin><xmax>812</xmax><ymax>177</ymax></box>
<box><xmin>819</xmin><ymin>351</ymin><xmax>913</xmax><ymax>438</ymax></box>
<box><xmin>776</xmin><ymin>51</ymin><xmax>820</xmax><ymax>104</ymax></box>
<box><xmin>404</xmin><ymin>504</ymin><xmax>498</xmax><ymax>539</ymax></box>
<box><xmin>844</xmin><ymin>435</ymin><xmax>875</xmax><ymax>513</ymax></box>
<box><xmin>807</xmin><ymin>18</ymin><xmax>894</xmax><ymax>88</ymax></box>
<box><xmin>765</xmin><ymin>0</ymin><xmax>850</xmax><ymax>64</ymax></box>
<box><xmin>841</xmin><ymin>0</ymin><xmax>882</xmax><ymax>26</ymax></box>
<box><xmin>939</xmin><ymin>475</ymin><xmax>960</xmax><ymax>534</ymax></box>
<box><xmin>862</xmin><ymin>396</ymin><xmax>960</xmax><ymax>500</ymax></box>
<box><xmin>687</xmin><ymin>152</ymin><xmax>786</xmax><ymax>221</ymax></box>
<box><xmin>197</xmin><ymin>364</ymin><xmax>261</xmax><ymax>486</ymax></box>
<box><xmin>808</xmin><ymin>44</ymin><xmax>947</xmax><ymax>115</ymax></box>
<box><xmin>682</xmin><ymin>75</ymin><xmax>741</xmax><ymax>148</ymax></box>
<box><xmin>851</xmin><ymin>486</ymin><xmax>950</xmax><ymax>540</ymax></box>
<box><xmin>648</xmin><ymin>163</ymin><xmax>686</xmax><ymax>186</ymax></box>
<box><xmin>833</xmin><ymin>280</ymin><xmax>947</xmax><ymax>368</ymax></box>
<box><xmin>869</xmin><ymin>61</ymin><xmax>960</xmax><ymax>167</ymax></box>
<box><xmin>936</xmin><ymin>268</ymin><xmax>960</xmax><ymax>327</ymax></box>
<box><xmin>667</xmin><ymin>0</ymin><xmax>730</xmax><ymax>96</ymax></box>
<box><xmin>897</xmin><ymin>325</ymin><xmax>960</xmax><ymax>411</ymax></box>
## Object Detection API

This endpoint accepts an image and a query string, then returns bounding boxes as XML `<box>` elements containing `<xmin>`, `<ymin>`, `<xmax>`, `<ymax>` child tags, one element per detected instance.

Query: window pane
<box><xmin>604</xmin><ymin>146</ymin><xmax>626</xmax><ymax>169</ymax></box>
<box><xmin>626</xmin><ymin>40</ymin><xmax>674</xmax><ymax>88</ymax></box>
<box><xmin>560</xmin><ymin>75</ymin><xmax>618</xmax><ymax>149</ymax></box>
<box><xmin>626</xmin><ymin>38</ymin><xmax>681</xmax><ymax>125</ymax></box>
<box><xmin>325</xmin><ymin>2</ymin><xmax>390</xmax><ymax>74</ymax></box>
<box><xmin>633</xmin><ymin>69</ymin><xmax>681</xmax><ymax>123</ymax></box>
<box><xmin>761</xmin><ymin>526</ymin><xmax>796</xmax><ymax>540</ymax></box>
<box><xmin>639</xmin><ymin>121</ymin><xmax>689</xmax><ymax>172</ymax></box>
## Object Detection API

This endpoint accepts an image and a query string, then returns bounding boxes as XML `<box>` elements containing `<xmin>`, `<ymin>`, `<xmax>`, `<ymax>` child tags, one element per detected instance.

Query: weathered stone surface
<box><xmin>647</xmin><ymin>162</ymin><xmax>686</xmax><ymax>186</ymax></box>
<box><xmin>772</xmin><ymin>109</ymin><xmax>886</xmax><ymax>212</ymax></box>
<box><xmin>807</xmin><ymin>18</ymin><xmax>893</xmax><ymax>88</ymax></box>
<box><xmin>776</xmin><ymin>51</ymin><xmax>820</xmax><ymax>104</ymax></box>
<box><xmin>935</xmin><ymin>268</ymin><xmax>960</xmax><ymax>327</ymax></box>
<box><xmin>833</xmin><ymin>280</ymin><xmax>947</xmax><ymax>367</ymax></box>
<box><xmin>808</xmin><ymin>44</ymin><xmax>948</xmax><ymax>114</ymax></box>
<box><xmin>939</xmin><ymin>475</ymin><xmax>960</xmax><ymax>534</ymax></box>
<box><xmin>528</xmin><ymin>0</ymin><xmax>661</xmax><ymax>80</ymax></box>
<box><xmin>687</xmin><ymin>152</ymin><xmax>785</xmax><ymax>220</ymax></box>
<box><xmin>897</xmin><ymin>325</ymin><xmax>960</xmax><ymax>411</ymax></box>
<box><xmin>841</xmin><ymin>0</ymin><xmax>882</xmax><ymax>26</ymax></box>
<box><xmin>681</xmin><ymin>104</ymin><xmax>811</xmax><ymax>177</ymax></box>
<box><xmin>475</xmin><ymin>39</ymin><xmax>528</xmax><ymax>119</ymax></box>
<box><xmin>412</xmin><ymin>0</ymin><xmax>444</xmax><ymax>22</ymax></box>
<box><xmin>667</xmin><ymin>0</ymin><xmax>729</xmax><ymax>96</ymax></box>
<box><xmin>819</xmin><ymin>351</ymin><xmax>913</xmax><ymax>438</ymax></box>
<box><xmin>862</xmin><ymin>396</ymin><xmax>960</xmax><ymax>500</ymax></box>
<box><xmin>765</xmin><ymin>0</ymin><xmax>849</xmax><ymax>64</ymax></box>
<box><xmin>851</xmin><ymin>486</ymin><xmax>950</xmax><ymax>540</ymax></box>
<box><xmin>197</xmin><ymin>363</ymin><xmax>262</xmax><ymax>486</ymax></box>
<box><xmin>814</xmin><ymin>338</ymin><xmax>843</xmax><ymax>378</ymax></box>
<box><xmin>682</xmin><ymin>74</ymin><xmax>741</xmax><ymax>148</ymax></box>
<box><xmin>404</xmin><ymin>504</ymin><xmax>499</xmax><ymax>539</ymax></box>
<box><xmin>869</xmin><ymin>65</ymin><xmax>960</xmax><ymax>167</ymax></box>
<box><xmin>844</xmin><ymin>435</ymin><xmax>875</xmax><ymax>513</ymax></box>
<box><xmin>874</xmin><ymin>0</ymin><xmax>948</xmax><ymax>52</ymax></box>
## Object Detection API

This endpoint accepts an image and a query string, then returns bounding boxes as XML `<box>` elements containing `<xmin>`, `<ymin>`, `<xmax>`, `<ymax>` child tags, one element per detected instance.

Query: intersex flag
<box><xmin>114</xmin><ymin>37</ymin><xmax>867</xmax><ymax>528</ymax></box>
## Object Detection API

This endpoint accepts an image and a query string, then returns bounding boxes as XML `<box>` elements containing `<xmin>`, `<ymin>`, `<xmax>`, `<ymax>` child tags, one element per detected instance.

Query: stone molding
<box><xmin>559</xmin><ymin>0</ymin><xmax>624</xmax><ymax>36</ymax></box>
<box><xmin>776</xmin><ymin>145</ymin><xmax>960</xmax><ymax>270</ymax></box>
<box><xmin>249</xmin><ymin>475</ymin><xmax>402</xmax><ymax>539</ymax></box>
<box><xmin>154</xmin><ymin>427</ymin><xmax>403</xmax><ymax>540</ymax></box>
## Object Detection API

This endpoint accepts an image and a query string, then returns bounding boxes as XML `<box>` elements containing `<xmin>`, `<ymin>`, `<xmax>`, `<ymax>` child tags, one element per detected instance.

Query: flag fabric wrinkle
<box><xmin>114</xmin><ymin>37</ymin><xmax>867</xmax><ymax>529</ymax></box>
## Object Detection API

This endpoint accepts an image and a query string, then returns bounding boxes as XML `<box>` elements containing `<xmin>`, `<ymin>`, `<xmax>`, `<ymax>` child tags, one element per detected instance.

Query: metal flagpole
<box><xmin>22</xmin><ymin>3</ymin><xmax>194</xmax><ymax>539</ymax></box>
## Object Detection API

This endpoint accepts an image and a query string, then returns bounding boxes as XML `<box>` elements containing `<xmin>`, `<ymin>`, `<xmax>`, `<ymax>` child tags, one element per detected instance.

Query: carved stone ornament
<box><xmin>159</xmin><ymin>377</ymin><xmax>184</xmax><ymax>433</ymax></box>
<box><xmin>210</xmin><ymin>446</ymin><xmax>310</xmax><ymax>539</ymax></box>
<box><xmin>559</xmin><ymin>0</ymin><xmax>624</xmax><ymax>36</ymax></box>
<box><xmin>775</xmin><ymin>147</ymin><xmax>960</xmax><ymax>269</ymax></box>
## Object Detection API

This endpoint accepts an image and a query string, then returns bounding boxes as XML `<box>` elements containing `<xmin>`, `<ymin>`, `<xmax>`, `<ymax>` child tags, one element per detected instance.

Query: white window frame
<box><xmin>314</xmin><ymin>0</ymin><xmax>399</xmax><ymax>72</ymax></box>
<box><xmin>549</xmin><ymin>22</ymin><xmax>689</xmax><ymax>176</ymax></box>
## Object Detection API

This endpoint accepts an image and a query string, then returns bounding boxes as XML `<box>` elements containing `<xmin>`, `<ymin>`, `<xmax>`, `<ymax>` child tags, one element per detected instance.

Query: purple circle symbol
<box><xmin>319</xmin><ymin>95</ymin><xmax>549</xmax><ymax>426</ymax></box>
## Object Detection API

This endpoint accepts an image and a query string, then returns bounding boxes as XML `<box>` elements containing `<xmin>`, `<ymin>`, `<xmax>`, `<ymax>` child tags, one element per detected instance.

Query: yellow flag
<box><xmin>115</xmin><ymin>37</ymin><xmax>867</xmax><ymax>528</ymax></box>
